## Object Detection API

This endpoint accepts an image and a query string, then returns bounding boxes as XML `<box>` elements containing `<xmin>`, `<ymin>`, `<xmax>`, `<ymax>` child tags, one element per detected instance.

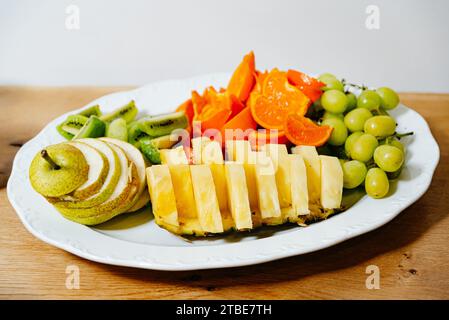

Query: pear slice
<box><xmin>100</xmin><ymin>137</ymin><xmax>146</xmax><ymax>207</ymax></box>
<box><xmin>55</xmin><ymin>143</ymin><xmax>140</xmax><ymax>225</ymax></box>
<box><xmin>67</xmin><ymin>141</ymin><xmax>109</xmax><ymax>200</ymax></box>
<box><xmin>127</xmin><ymin>190</ymin><xmax>150</xmax><ymax>213</ymax></box>
<box><xmin>52</xmin><ymin>139</ymin><xmax>121</xmax><ymax>208</ymax></box>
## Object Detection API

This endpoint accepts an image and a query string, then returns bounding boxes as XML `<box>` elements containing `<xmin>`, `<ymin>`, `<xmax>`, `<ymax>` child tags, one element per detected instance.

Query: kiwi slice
<box><xmin>100</xmin><ymin>100</ymin><xmax>138</xmax><ymax>123</ymax></box>
<box><xmin>140</xmin><ymin>137</ymin><xmax>161</xmax><ymax>164</ymax></box>
<box><xmin>127</xmin><ymin>121</ymin><xmax>150</xmax><ymax>148</ymax></box>
<box><xmin>57</xmin><ymin>114</ymin><xmax>89</xmax><ymax>139</ymax></box>
<box><xmin>106</xmin><ymin>118</ymin><xmax>128</xmax><ymax>141</ymax></box>
<box><xmin>139</xmin><ymin>111</ymin><xmax>187</xmax><ymax>137</ymax></box>
<box><xmin>73</xmin><ymin>116</ymin><xmax>106</xmax><ymax>139</ymax></box>
<box><xmin>78</xmin><ymin>105</ymin><xmax>102</xmax><ymax>117</ymax></box>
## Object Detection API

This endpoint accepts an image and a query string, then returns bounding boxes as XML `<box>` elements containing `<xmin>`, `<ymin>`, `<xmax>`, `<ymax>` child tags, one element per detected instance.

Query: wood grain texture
<box><xmin>0</xmin><ymin>87</ymin><xmax>448</xmax><ymax>300</ymax></box>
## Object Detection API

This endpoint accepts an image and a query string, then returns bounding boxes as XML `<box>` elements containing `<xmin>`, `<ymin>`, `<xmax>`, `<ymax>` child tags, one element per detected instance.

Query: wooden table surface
<box><xmin>0</xmin><ymin>87</ymin><xmax>448</xmax><ymax>300</ymax></box>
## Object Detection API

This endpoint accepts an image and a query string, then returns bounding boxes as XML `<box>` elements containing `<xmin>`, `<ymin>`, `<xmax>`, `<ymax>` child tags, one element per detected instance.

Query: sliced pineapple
<box><xmin>253</xmin><ymin>152</ymin><xmax>281</xmax><ymax>220</ymax></box>
<box><xmin>190</xmin><ymin>165</ymin><xmax>224</xmax><ymax>233</ymax></box>
<box><xmin>160</xmin><ymin>146</ymin><xmax>188</xmax><ymax>165</ymax></box>
<box><xmin>289</xmin><ymin>154</ymin><xmax>309</xmax><ymax>217</ymax></box>
<box><xmin>146</xmin><ymin>165</ymin><xmax>179</xmax><ymax>227</ymax></box>
<box><xmin>224</xmin><ymin>162</ymin><xmax>252</xmax><ymax>230</ymax></box>
<box><xmin>319</xmin><ymin>155</ymin><xmax>343</xmax><ymax>209</ymax></box>
<box><xmin>227</xmin><ymin>140</ymin><xmax>261</xmax><ymax>227</ymax></box>
<box><xmin>291</xmin><ymin>146</ymin><xmax>321</xmax><ymax>205</ymax></box>
<box><xmin>261</xmin><ymin>144</ymin><xmax>292</xmax><ymax>209</ymax></box>
<box><xmin>200</xmin><ymin>140</ymin><xmax>228</xmax><ymax>212</ymax></box>
<box><xmin>191</xmin><ymin>136</ymin><xmax>211</xmax><ymax>164</ymax></box>
<box><xmin>168</xmin><ymin>164</ymin><xmax>199</xmax><ymax>220</ymax></box>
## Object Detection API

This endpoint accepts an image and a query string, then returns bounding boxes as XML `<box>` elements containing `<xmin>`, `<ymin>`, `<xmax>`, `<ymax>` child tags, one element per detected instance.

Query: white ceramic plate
<box><xmin>7</xmin><ymin>73</ymin><xmax>440</xmax><ymax>271</ymax></box>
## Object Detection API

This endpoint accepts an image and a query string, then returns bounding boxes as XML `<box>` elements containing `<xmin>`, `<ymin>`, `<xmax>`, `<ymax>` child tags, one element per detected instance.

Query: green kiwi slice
<box><xmin>140</xmin><ymin>137</ymin><xmax>161</xmax><ymax>164</ymax></box>
<box><xmin>127</xmin><ymin>121</ymin><xmax>151</xmax><ymax>148</ymax></box>
<box><xmin>106</xmin><ymin>118</ymin><xmax>128</xmax><ymax>141</ymax></box>
<box><xmin>73</xmin><ymin>116</ymin><xmax>106</xmax><ymax>139</ymax></box>
<box><xmin>139</xmin><ymin>111</ymin><xmax>187</xmax><ymax>137</ymax></box>
<box><xmin>78</xmin><ymin>105</ymin><xmax>102</xmax><ymax>117</ymax></box>
<box><xmin>100</xmin><ymin>100</ymin><xmax>138</xmax><ymax>123</ymax></box>
<box><xmin>57</xmin><ymin>114</ymin><xmax>88</xmax><ymax>139</ymax></box>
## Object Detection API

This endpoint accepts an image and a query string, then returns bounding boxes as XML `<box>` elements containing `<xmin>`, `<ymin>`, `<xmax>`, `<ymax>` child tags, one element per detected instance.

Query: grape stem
<box><xmin>41</xmin><ymin>150</ymin><xmax>60</xmax><ymax>170</ymax></box>
<box><xmin>394</xmin><ymin>132</ymin><xmax>414</xmax><ymax>139</ymax></box>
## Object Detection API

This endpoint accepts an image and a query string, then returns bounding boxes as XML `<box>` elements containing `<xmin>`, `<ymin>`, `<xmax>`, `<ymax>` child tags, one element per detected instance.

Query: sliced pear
<box><xmin>292</xmin><ymin>146</ymin><xmax>321</xmax><ymax>205</ymax></box>
<box><xmin>261</xmin><ymin>144</ymin><xmax>291</xmax><ymax>209</ymax></box>
<box><xmin>68</xmin><ymin>141</ymin><xmax>109</xmax><ymax>200</ymax></box>
<box><xmin>225</xmin><ymin>162</ymin><xmax>252</xmax><ymax>230</ymax></box>
<box><xmin>146</xmin><ymin>165</ymin><xmax>179</xmax><ymax>227</ymax></box>
<box><xmin>160</xmin><ymin>146</ymin><xmax>189</xmax><ymax>165</ymax></box>
<box><xmin>190</xmin><ymin>165</ymin><xmax>224</xmax><ymax>233</ymax></box>
<box><xmin>100</xmin><ymin>137</ymin><xmax>146</xmax><ymax>207</ymax></box>
<box><xmin>127</xmin><ymin>190</ymin><xmax>150</xmax><ymax>212</ymax></box>
<box><xmin>55</xmin><ymin>143</ymin><xmax>139</xmax><ymax>225</ymax></box>
<box><xmin>53</xmin><ymin>139</ymin><xmax>121</xmax><ymax>208</ymax></box>
<box><xmin>252</xmin><ymin>152</ymin><xmax>281</xmax><ymax>221</ymax></box>
<box><xmin>319</xmin><ymin>155</ymin><xmax>343</xmax><ymax>209</ymax></box>
<box><xmin>289</xmin><ymin>154</ymin><xmax>309</xmax><ymax>217</ymax></box>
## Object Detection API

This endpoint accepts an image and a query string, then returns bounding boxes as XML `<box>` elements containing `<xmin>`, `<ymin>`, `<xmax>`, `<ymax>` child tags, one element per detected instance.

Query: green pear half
<box><xmin>66</xmin><ymin>141</ymin><xmax>109</xmax><ymax>200</ymax></box>
<box><xmin>55</xmin><ymin>142</ymin><xmax>140</xmax><ymax>225</ymax></box>
<box><xmin>52</xmin><ymin>139</ymin><xmax>121</xmax><ymax>208</ymax></box>
<box><xmin>29</xmin><ymin>143</ymin><xmax>89</xmax><ymax>197</ymax></box>
<box><xmin>100</xmin><ymin>138</ymin><xmax>147</xmax><ymax>207</ymax></box>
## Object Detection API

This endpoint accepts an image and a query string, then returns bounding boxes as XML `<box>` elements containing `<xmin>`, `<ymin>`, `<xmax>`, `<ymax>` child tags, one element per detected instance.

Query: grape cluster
<box><xmin>316</xmin><ymin>73</ymin><xmax>410</xmax><ymax>199</ymax></box>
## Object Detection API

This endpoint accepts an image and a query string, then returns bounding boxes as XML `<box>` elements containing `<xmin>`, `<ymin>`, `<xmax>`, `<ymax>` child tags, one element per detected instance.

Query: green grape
<box><xmin>350</xmin><ymin>133</ymin><xmax>378</xmax><ymax>162</ymax></box>
<box><xmin>318</xmin><ymin>73</ymin><xmax>344</xmax><ymax>92</ymax></box>
<box><xmin>345</xmin><ymin>92</ymin><xmax>357</xmax><ymax>112</ymax></box>
<box><xmin>388</xmin><ymin>138</ymin><xmax>405</xmax><ymax>155</ymax></box>
<box><xmin>357</xmin><ymin>90</ymin><xmax>381</xmax><ymax>110</ymax></box>
<box><xmin>345</xmin><ymin>131</ymin><xmax>364</xmax><ymax>157</ymax></box>
<box><xmin>365</xmin><ymin>168</ymin><xmax>389</xmax><ymax>199</ymax></box>
<box><xmin>321</xmin><ymin>118</ymin><xmax>348</xmax><ymax>146</ymax></box>
<box><xmin>364</xmin><ymin>115</ymin><xmax>396</xmax><ymax>138</ymax></box>
<box><xmin>377</xmin><ymin>87</ymin><xmax>399</xmax><ymax>110</ymax></box>
<box><xmin>318</xmin><ymin>73</ymin><xmax>337</xmax><ymax>83</ymax></box>
<box><xmin>342</xmin><ymin>160</ymin><xmax>367</xmax><ymax>189</ymax></box>
<box><xmin>321</xmin><ymin>90</ymin><xmax>348</xmax><ymax>113</ymax></box>
<box><xmin>322</xmin><ymin>111</ymin><xmax>344</xmax><ymax>121</ymax></box>
<box><xmin>323</xmin><ymin>79</ymin><xmax>344</xmax><ymax>92</ymax></box>
<box><xmin>373</xmin><ymin>145</ymin><xmax>404</xmax><ymax>172</ymax></box>
<box><xmin>344</xmin><ymin>108</ymin><xmax>373</xmax><ymax>132</ymax></box>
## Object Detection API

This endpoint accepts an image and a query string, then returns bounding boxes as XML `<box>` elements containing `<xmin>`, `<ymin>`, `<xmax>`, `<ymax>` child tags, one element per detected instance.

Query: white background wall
<box><xmin>1</xmin><ymin>0</ymin><xmax>448</xmax><ymax>92</ymax></box>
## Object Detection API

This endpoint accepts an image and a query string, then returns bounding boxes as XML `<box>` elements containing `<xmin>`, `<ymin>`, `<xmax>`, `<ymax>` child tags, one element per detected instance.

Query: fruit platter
<box><xmin>7</xmin><ymin>53</ymin><xmax>439</xmax><ymax>270</ymax></box>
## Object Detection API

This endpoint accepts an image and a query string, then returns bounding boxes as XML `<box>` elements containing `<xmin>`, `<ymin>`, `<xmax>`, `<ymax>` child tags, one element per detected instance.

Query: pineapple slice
<box><xmin>168</xmin><ymin>164</ymin><xmax>199</xmax><ymax>220</ymax></box>
<box><xmin>200</xmin><ymin>140</ymin><xmax>228</xmax><ymax>212</ymax></box>
<box><xmin>225</xmin><ymin>162</ymin><xmax>252</xmax><ymax>230</ymax></box>
<box><xmin>146</xmin><ymin>165</ymin><xmax>179</xmax><ymax>227</ymax></box>
<box><xmin>291</xmin><ymin>146</ymin><xmax>321</xmax><ymax>205</ymax></box>
<box><xmin>253</xmin><ymin>152</ymin><xmax>281</xmax><ymax>220</ymax></box>
<box><xmin>191</xmin><ymin>136</ymin><xmax>211</xmax><ymax>164</ymax></box>
<box><xmin>261</xmin><ymin>144</ymin><xmax>292</xmax><ymax>209</ymax></box>
<box><xmin>227</xmin><ymin>140</ymin><xmax>261</xmax><ymax>227</ymax></box>
<box><xmin>160</xmin><ymin>146</ymin><xmax>188</xmax><ymax>165</ymax></box>
<box><xmin>289</xmin><ymin>154</ymin><xmax>309</xmax><ymax>216</ymax></box>
<box><xmin>190</xmin><ymin>165</ymin><xmax>224</xmax><ymax>233</ymax></box>
<box><xmin>319</xmin><ymin>155</ymin><xmax>343</xmax><ymax>209</ymax></box>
